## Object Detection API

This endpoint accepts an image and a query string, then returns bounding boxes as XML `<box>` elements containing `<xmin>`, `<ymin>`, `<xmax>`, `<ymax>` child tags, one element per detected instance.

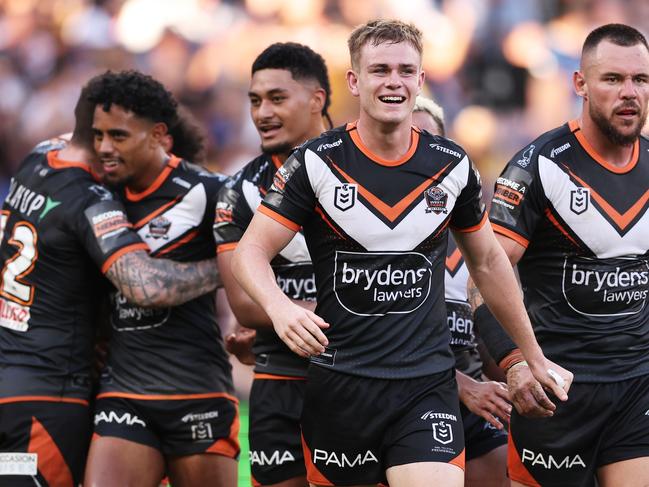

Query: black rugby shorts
<box><xmin>0</xmin><ymin>398</ymin><xmax>90</xmax><ymax>487</ymax></box>
<box><xmin>461</xmin><ymin>404</ymin><xmax>508</xmax><ymax>461</ymax></box>
<box><xmin>508</xmin><ymin>374</ymin><xmax>649</xmax><ymax>487</ymax></box>
<box><xmin>92</xmin><ymin>393</ymin><xmax>239</xmax><ymax>458</ymax></box>
<box><xmin>301</xmin><ymin>366</ymin><xmax>465</xmax><ymax>486</ymax></box>
<box><xmin>249</xmin><ymin>374</ymin><xmax>307</xmax><ymax>486</ymax></box>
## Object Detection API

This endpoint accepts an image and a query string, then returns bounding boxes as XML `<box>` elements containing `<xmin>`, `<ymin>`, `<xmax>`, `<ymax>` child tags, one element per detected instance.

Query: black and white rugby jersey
<box><xmin>100</xmin><ymin>156</ymin><xmax>233</xmax><ymax>396</ymax></box>
<box><xmin>261</xmin><ymin>122</ymin><xmax>486</xmax><ymax>379</ymax></box>
<box><xmin>214</xmin><ymin>153</ymin><xmax>313</xmax><ymax>377</ymax></box>
<box><xmin>445</xmin><ymin>236</ymin><xmax>482</xmax><ymax>379</ymax></box>
<box><xmin>490</xmin><ymin>120</ymin><xmax>649</xmax><ymax>382</ymax></box>
<box><xmin>0</xmin><ymin>150</ymin><xmax>146</xmax><ymax>401</ymax></box>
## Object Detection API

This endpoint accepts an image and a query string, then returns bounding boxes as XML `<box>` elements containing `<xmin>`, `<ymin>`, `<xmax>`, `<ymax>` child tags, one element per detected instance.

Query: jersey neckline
<box><xmin>568</xmin><ymin>119</ymin><xmax>639</xmax><ymax>174</ymax></box>
<box><xmin>47</xmin><ymin>150</ymin><xmax>100</xmax><ymax>181</ymax></box>
<box><xmin>346</xmin><ymin>121</ymin><xmax>420</xmax><ymax>167</ymax></box>
<box><xmin>271</xmin><ymin>154</ymin><xmax>283</xmax><ymax>169</ymax></box>
<box><xmin>125</xmin><ymin>155</ymin><xmax>181</xmax><ymax>202</ymax></box>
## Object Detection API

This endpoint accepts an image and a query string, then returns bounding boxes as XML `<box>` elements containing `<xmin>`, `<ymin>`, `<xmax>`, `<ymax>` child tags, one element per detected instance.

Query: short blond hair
<box><xmin>348</xmin><ymin>19</ymin><xmax>423</xmax><ymax>70</ymax></box>
<box><xmin>413</xmin><ymin>95</ymin><xmax>445</xmax><ymax>136</ymax></box>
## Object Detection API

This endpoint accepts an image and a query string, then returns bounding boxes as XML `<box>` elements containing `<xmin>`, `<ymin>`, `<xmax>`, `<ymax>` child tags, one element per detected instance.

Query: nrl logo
<box><xmin>334</xmin><ymin>184</ymin><xmax>357</xmax><ymax>211</ymax></box>
<box><xmin>147</xmin><ymin>216</ymin><xmax>171</xmax><ymax>239</ymax></box>
<box><xmin>570</xmin><ymin>187</ymin><xmax>589</xmax><ymax>215</ymax></box>
<box><xmin>424</xmin><ymin>186</ymin><xmax>448</xmax><ymax>214</ymax></box>
<box><xmin>432</xmin><ymin>421</ymin><xmax>453</xmax><ymax>445</ymax></box>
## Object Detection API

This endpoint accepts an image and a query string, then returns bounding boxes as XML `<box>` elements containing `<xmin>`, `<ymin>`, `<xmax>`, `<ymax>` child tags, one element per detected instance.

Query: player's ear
<box><xmin>311</xmin><ymin>87</ymin><xmax>326</xmax><ymax>115</ymax></box>
<box><xmin>347</xmin><ymin>69</ymin><xmax>360</xmax><ymax>97</ymax></box>
<box><xmin>150</xmin><ymin>122</ymin><xmax>168</xmax><ymax>148</ymax></box>
<box><xmin>573</xmin><ymin>71</ymin><xmax>587</xmax><ymax>100</ymax></box>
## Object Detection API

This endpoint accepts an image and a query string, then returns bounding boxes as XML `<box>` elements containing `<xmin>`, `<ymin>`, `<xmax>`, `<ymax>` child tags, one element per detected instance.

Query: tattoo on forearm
<box><xmin>467</xmin><ymin>277</ymin><xmax>484</xmax><ymax>311</ymax></box>
<box><xmin>107</xmin><ymin>250</ymin><xmax>219</xmax><ymax>307</ymax></box>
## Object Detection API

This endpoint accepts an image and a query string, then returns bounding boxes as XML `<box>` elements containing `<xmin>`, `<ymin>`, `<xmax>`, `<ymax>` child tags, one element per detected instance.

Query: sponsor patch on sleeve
<box><xmin>88</xmin><ymin>208</ymin><xmax>131</xmax><ymax>239</ymax></box>
<box><xmin>84</xmin><ymin>200</ymin><xmax>140</xmax><ymax>255</ymax></box>
<box><xmin>270</xmin><ymin>154</ymin><xmax>302</xmax><ymax>194</ymax></box>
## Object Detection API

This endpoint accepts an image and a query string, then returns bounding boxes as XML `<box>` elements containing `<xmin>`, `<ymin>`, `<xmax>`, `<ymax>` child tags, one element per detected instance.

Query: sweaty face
<box><xmin>582</xmin><ymin>41</ymin><xmax>649</xmax><ymax>145</ymax></box>
<box><xmin>249</xmin><ymin>68</ymin><xmax>321</xmax><ymax>155</ymax></box>
<box><xmin>92</xmin><ymin>105</ymin><xmax>162</xmax><ymax>190</ymax></box>
<box><xmin>348</xmin><ymin>41</ymin><xmax>424</xmax><ymax>127</ymax></box>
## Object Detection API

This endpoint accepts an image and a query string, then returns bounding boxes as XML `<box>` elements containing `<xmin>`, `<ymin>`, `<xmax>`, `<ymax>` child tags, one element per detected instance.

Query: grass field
<box><xmin>238</xmin><ymin>401</ymin><xmax>251</xmax><ymax>487</ymax></box>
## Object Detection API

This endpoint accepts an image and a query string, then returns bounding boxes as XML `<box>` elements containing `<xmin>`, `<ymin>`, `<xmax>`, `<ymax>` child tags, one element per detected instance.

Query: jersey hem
<box><xmin>0</xmin><ymin>395</ymin><xmax>89</xmax><ymax>406</ymax></box>
<box><xmin>96</xmin><ymin>391</ymin><xmax>239</xmax><ymax>403</ymax></box>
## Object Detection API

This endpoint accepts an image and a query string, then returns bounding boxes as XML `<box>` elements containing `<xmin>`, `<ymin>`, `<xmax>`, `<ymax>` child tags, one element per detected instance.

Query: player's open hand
<box><xmin>268</xmin><ymin>302</ymin><xmax>329</xmax><ymax>357</ymax></box>
<box><xmin>225</xmin><ymin>325</ymin><xmax>256</xmax><ymax>366</ymax></box>
<box><xmin>460</xmin><ymin>378</ymin><xmax>511</xmax><ymax>429</ymax></box>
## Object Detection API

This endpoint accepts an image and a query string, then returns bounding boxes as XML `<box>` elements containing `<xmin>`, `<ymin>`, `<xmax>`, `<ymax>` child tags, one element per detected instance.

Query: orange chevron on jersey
<box><xmin>261</xmin><ymin>124</ymin><xmax>485</xmax><ymax>379</ymax></box>
<box><xmin>566</xmin><ymin>168</ymin><xmax>649</xmax><ymax>233</ymax></box>
<box><xmin>446</xmin><ymin>248</ymin><xmax>463</xmax><ymax>275</ymax></box>
<box><xmin>490</xmin><ymin>120</ymin><xmax>649</xmax><ymax>383</ymax></box>
<box><xmin>330</xmin><ymin>160</ymin><xmax>452</xmax><ymax>223</ymax></box>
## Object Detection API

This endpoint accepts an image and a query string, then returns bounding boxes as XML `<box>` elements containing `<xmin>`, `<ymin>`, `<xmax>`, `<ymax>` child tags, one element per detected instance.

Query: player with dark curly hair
<box><xmin>83</xmin><ymin>70</ymin><xmax>237</xmax><ymax>487</ymax></box>
<box><xmin>0</xmin><ymin>77</ymin><xmax>221</xmax><ymax>486</ymax></box>
<box><xmin>214</xmin><ymin>42</ymin><xmax>331</xmax><ymax>487</ymax></box>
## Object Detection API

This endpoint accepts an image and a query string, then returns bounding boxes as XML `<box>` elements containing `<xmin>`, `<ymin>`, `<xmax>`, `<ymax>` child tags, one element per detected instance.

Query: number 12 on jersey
<box><xmin>0</xmin><ymin>211</ymin><xmax>37</xmax><ymax>331</ymax></box>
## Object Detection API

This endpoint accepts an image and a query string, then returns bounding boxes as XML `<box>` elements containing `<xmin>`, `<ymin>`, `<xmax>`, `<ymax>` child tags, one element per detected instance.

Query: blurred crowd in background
<box><xmin>1</xmin><ymin>0</ymin><xmax>648</xmax><ymax>393</ymax></box>
<box><xmin>2</xmin><ymin>0</ymin><xmax>649</xmax><ymax>199</ymax></box>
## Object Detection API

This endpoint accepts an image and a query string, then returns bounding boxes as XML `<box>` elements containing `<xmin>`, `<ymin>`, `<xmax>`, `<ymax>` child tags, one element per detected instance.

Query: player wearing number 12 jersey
<box><xmin>0</xmin><ymin>81</ymin><xmax>220</xmax><ymax>487</ymax></box>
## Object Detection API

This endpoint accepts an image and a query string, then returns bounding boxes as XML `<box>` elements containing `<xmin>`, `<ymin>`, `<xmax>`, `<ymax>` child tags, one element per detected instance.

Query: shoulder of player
<box><xmin>506</xmin><ymin>123</ymin><xmax>573</xmax><ymax>172</ymax></box>
<box><xmin>418</xmin><ymin>132</ymin><xmax>469</xmax><ymax>162</ymax></box>
<box><xmin>173</xmin><ymin>158</ymin><xmax>228</xmax><ymax>193</ymax></box>
<box><xmin>295</xmin><ymin>125</ymin><xmax>347</xmax><ymax>158</ymax></box>
<box><xmin>236</xmin><ymin>153</ymin><xmax>275</xmax><ymax>185</ymax></box>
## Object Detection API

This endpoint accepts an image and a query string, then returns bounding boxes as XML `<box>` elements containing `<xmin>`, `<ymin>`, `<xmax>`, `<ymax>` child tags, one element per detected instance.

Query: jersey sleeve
<box><xmin>489</xmin><ymin>145</ymin><xmax>546</xmax><ymax>248</ymax></box>
<box><xmin>73</xmin><ymin>184</ymin><xmax>148</xmax><ymax>274</ymax></box>
<box><xmin>450</xmin><ymin>158</ymin><xmax>487</xmax><ymax>232</ymax></box>
<box><xmin>201</xmin><ymin>173</ymin><xmax>228</xmax><ymax>257</ymax></box>
<box><xmin>213</xmin><ymin>173</ymin><xmax>254</xmax><ymax>253</ymax></box>
<box><xmin>259</xmin><ymin>150</ymin><xmax>316</xmax><ymax>230</ymax></box>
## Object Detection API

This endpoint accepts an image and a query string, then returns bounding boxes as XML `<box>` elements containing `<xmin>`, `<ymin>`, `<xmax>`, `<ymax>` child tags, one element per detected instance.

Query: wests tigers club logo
<box><xmin>424</xmin><ymin>186</ymin><xmax>448</xmax><ymax>214</ymax></box>
<box><xmin>147</xmin><ymin>216</ymin><xmax>171</xmax><ymax>239</ymax></box>
<box><xmin>334</xmin><ymin>184</ymin><xmax>357</xmax><ymax>211</ymax></box>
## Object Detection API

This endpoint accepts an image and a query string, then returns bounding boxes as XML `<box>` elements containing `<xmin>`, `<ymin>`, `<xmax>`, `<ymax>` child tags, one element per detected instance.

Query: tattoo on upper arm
<box><xmin>106</xmin><ymin>250</ymin><xmax>218</xmax><ymax>307</ymax></box>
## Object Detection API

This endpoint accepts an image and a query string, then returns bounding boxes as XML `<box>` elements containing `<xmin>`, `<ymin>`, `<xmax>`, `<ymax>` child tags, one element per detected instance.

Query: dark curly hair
<box><xmin>85</xmin><ymin>70</ymin><xmax>178</xmax><ymax>128</ymax></box>
<box><xmin>168</xmin><ymin>106</ymin><xmax>206</xmax><ymax>164</ymax></box>
<box><xmin>252</xmin><ymin>42</ymin><xmax>333</xmax><ymax>128</ymax></box>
